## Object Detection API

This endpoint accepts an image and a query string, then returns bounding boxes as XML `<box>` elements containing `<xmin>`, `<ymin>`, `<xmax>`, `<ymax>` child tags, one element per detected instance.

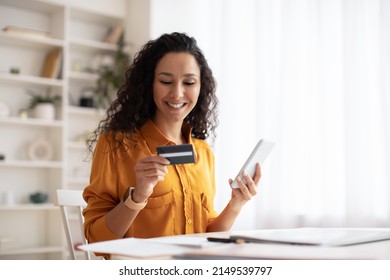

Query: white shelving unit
<box><xmin>0</xmin><ymin>0</ymin><xmax>127</xmax><ymax>259</ymax></box>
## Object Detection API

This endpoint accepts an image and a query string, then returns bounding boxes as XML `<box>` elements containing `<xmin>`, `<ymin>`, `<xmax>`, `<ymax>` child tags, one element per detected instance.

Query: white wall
<box><xmin>134</xmin><ymin>0</ymin><xmax>390</xmax><ymax>231</ymax></box>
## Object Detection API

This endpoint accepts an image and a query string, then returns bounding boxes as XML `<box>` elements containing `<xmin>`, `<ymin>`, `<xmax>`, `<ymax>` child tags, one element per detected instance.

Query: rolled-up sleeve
<box><xmin>83</xmin><ymin>134</ymin><xmax>120</xmax><ymax>242</ymax></box>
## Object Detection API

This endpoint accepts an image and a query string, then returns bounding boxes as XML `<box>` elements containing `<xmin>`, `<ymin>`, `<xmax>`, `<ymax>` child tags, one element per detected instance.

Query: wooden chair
<box><xmin>56</xmin><ymin>189</ymin><xmax>91</xmax><ymax>260</ymax></box>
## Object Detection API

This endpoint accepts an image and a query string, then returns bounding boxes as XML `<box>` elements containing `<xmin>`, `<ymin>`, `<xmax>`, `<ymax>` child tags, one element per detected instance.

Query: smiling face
<box><xmin>153</xmin><ymin>52</ymin><xmax>201</xmax><ymax>127</ymax></box>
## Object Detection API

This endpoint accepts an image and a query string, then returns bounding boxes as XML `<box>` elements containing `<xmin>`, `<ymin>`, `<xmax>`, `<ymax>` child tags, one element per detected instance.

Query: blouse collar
<box><xmin>139</xmin><ymin>119</ymin><xmax>195</xmax><ymax>155</ymax></box>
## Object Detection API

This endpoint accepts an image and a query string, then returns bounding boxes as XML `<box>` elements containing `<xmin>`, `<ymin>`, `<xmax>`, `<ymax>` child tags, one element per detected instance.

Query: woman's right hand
<box><xmin>132</xmin><ymin>155</ymin><xmax>170</xmax><ymax>202</ymax></box>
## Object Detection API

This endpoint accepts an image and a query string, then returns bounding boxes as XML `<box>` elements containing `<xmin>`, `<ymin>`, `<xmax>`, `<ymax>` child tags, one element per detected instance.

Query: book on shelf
<box><xmin>103</xmin><ymin>23</ymin><xmax>124</xmax><ymax>44</ymax></box>
<box><xmin>40</xmin><ymin>48</ymin><xmax>62</xmax><ymax>79</ymax></box>
<box><xmin>2</xmin><ymin>25</ymin><xmax>51</xmax><ymax>39</ymax></box>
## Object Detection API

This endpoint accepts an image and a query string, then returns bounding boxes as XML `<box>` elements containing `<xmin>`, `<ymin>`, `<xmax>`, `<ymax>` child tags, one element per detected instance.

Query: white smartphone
<box><xmin>231</xmin><ymin>139</ymin><xmax>275</xmax><ymax>189</ymax></box>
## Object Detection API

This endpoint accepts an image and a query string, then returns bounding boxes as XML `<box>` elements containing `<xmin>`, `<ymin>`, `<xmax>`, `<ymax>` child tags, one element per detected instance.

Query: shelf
<box><xmin>0</xmin><ymin>0</ymin><xmax>128</xmax><ymax>260</ymax></box>
<box><xmin>67</xmin><ymin>177</ymin><xmax>89</xmax><ymax>185</ymax></box>
<box><xmin>0</xmin><ymin>116</ymin><xmax>63</xmax><ymax>128</ymax></box>
<box><xmin>0</xmin><ymin>246</ymin><xmax>64</xmax><ymax>256</ymax></box>
<box><xmin>0</xmin><ymin>160</ymin><xmax>63</xmax><ymax>169</ymax></box>
<box><xmin>67</xmin><ymin>141</ymin><xmax>87</xmax><ymax>149</ymax></box>
<box><xmin>0</xmin><ymin>0</ymin><xmax>64</xmax><ymax>13</ymax></box>
<box><xmin>69</xmin><ymin>71</ymin><xmax>98</xmax><ymax>81</ymax></box>
<box><xmin>0</xmin><ymin>72</ymin><xmax>64</xmax><ymax>87</ymax></box>
<box><xmin>70</xmin><ymin>6</ymin><xmax>124</xmax><ymax>24</ymax></box>
<box><xmin>70</xmin><ymin>37</ymin><xmax>117</xmax><ymax>52</ymax></box>
<box><xmin>0</xmin><ymin>32</ymin><xmax>64</xmax><ymax>49</ymax></box>
<box><xmin>0</xmin><ymin>203</ymin><xmax>58</xmax><ymax>211</ymax></box>
<box><xmin>67</xmin><ymin>105</ymin><xmax>105</xmax><ymax>117</ymax></box>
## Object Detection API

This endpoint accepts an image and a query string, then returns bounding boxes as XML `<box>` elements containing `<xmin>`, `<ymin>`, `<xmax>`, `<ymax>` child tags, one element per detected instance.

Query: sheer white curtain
<box><xmin>150</xmin><ymin>0</ymin><xmax>390</xmax><ymax>229</ymax></box>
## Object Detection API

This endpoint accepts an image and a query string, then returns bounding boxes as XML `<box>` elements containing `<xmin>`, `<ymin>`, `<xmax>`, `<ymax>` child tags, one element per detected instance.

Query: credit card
<box><xmin>157</xmin><ymin>144</ymin><xmax>195</xmax><ymax>165</ymax></box>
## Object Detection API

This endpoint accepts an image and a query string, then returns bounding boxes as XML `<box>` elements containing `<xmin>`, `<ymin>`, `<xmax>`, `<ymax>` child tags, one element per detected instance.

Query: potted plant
<box><xmin>26</xmin><ymin>89</ymin><xmax>61</xmax><ymax>120</ymax></box>
<box><xmin>93</xmin><ymin>37</ymin><xmax>131</xmax><ymax>109</ymax></box>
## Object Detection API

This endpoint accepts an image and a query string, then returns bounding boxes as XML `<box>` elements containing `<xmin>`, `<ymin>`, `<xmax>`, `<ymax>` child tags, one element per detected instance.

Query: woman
<box><xmin>83</xmin><ymin>32</ymin><xmax>261</xmax><ymax>244</ymax></box>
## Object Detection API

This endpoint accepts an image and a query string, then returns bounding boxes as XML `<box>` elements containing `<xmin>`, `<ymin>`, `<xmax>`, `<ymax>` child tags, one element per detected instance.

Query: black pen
<box><xmin>207</xmin><ymin>237</ymin><xmax>234</xmax><ymax>243</ymax></box>
<box><xmin>207</xmin><ymin>237</ymin><xmax>246</xmax><ymax>244</ymax></box>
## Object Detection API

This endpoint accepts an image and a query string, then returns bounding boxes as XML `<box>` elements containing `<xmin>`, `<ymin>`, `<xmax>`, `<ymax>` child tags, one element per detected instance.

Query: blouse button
<box><xmin>187</xmin><ymin>219</ymin><xmax>192</xmax><ymax>224</ymax></box>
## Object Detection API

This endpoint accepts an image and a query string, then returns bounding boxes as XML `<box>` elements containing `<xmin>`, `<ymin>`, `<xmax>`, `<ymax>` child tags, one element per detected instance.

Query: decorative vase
<box><xmin>27</xmin><ymin>137</ymin><xmax>53</xmax><ymax>161</ymax></box>
<box><xmin>33</xmin><ymin>103</ymin><xmax>55</xmax><ymax>120</ymax></box>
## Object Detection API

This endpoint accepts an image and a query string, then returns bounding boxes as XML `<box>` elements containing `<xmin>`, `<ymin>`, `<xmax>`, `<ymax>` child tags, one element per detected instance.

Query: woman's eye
<box><xmin>184</xmin><ymin>81</ymin><xmax>195</xmax><ymax>86</ymax></box>
<box><xmin>160</xmin><ymin>81</ymin><xmax>172</xmax><ymax>85</ymax></box>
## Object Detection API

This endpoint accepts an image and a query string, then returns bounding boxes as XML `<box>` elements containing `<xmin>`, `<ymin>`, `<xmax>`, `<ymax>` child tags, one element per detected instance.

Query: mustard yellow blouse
<box><xmin>83</xmin><ymin>119</ymin><xmax>218</xmax><ymax>243</ymax></box>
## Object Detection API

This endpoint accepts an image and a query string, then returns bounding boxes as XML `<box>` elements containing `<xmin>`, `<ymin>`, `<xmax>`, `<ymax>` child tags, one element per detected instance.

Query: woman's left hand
<box><xmin>228</xmin><ymin>163</ymin><xmax>261</xmax><ymax>209</ymax></box>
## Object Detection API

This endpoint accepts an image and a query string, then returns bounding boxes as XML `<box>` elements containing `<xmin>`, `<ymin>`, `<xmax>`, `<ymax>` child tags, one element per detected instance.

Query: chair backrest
<box><xmin>56</xmin><ymin>189</ymin><xmax>91</xmax><ymax>260</ymax></box>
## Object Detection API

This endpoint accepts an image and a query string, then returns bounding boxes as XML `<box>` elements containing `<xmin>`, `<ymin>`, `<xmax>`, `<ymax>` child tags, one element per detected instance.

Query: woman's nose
<box><xmin>170</xmin><ymin>83</ymin><xmax>184</xmax><ymax>99</ymax></box>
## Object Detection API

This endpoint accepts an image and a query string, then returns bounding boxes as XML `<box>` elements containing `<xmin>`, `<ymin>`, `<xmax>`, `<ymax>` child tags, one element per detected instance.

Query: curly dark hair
<box><xmin>87</xmin><ymin>32</ymin><xmax>219</xmax><ymax>153</ymax></box>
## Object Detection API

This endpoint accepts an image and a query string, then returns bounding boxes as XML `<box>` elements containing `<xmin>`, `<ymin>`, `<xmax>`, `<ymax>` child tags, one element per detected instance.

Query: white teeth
<box><xmin>167</xmin><ymin>102</ymin><xmax>185</xmax><ymax>109</ymax></box>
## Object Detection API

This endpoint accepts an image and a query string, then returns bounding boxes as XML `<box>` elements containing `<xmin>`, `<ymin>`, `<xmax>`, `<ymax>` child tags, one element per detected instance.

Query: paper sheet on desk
<box><xmin>78</xmin><ymin>238</ymin><xmax>189</xmax><ymax>258</ymax></box>
<box><xmin>148</xmin><ymin>235</ymin><xmax>221</xmax><ymax>248</ymax></box>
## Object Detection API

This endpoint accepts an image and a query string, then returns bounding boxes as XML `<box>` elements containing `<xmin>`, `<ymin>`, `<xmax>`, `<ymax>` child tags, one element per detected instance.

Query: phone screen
<box><xmin>231</xmin><ymin>139</ymin><xmax>275</xmax><ymax>189</ymax></box>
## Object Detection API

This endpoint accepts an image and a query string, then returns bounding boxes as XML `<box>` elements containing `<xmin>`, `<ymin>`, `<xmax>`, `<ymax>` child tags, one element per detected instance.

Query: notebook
<box><xmin>229</xmin><ymin>227</ymin><xmax>390</xmax><ymax>246</ymax></box>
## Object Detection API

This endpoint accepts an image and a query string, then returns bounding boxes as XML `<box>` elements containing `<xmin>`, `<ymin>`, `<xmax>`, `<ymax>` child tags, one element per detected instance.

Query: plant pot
<box><xmin>79</xmin><ymin>97</ymin><xmax>94</xmax><ymax>108</ymax></box>
<box><xmin>33</xmin><ymin>103</ymin><xmax>55</xmax><ymax>120</ymax></box>
<box><xmin>29</xmin><ymin>192</ymin><xmax>48</xmax><ymax>204</ymax></box>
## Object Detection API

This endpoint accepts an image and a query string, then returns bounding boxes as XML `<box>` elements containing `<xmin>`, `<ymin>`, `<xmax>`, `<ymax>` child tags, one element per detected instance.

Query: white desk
<box><xmin>78</xmin><ymin>228</ymin><xmax>390</xmax><ymax>260</ymax></box>
<box><xmin>180</xmin><ymin>239</ymin><xmax>390</xmax><ymax>260</ymax></box>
